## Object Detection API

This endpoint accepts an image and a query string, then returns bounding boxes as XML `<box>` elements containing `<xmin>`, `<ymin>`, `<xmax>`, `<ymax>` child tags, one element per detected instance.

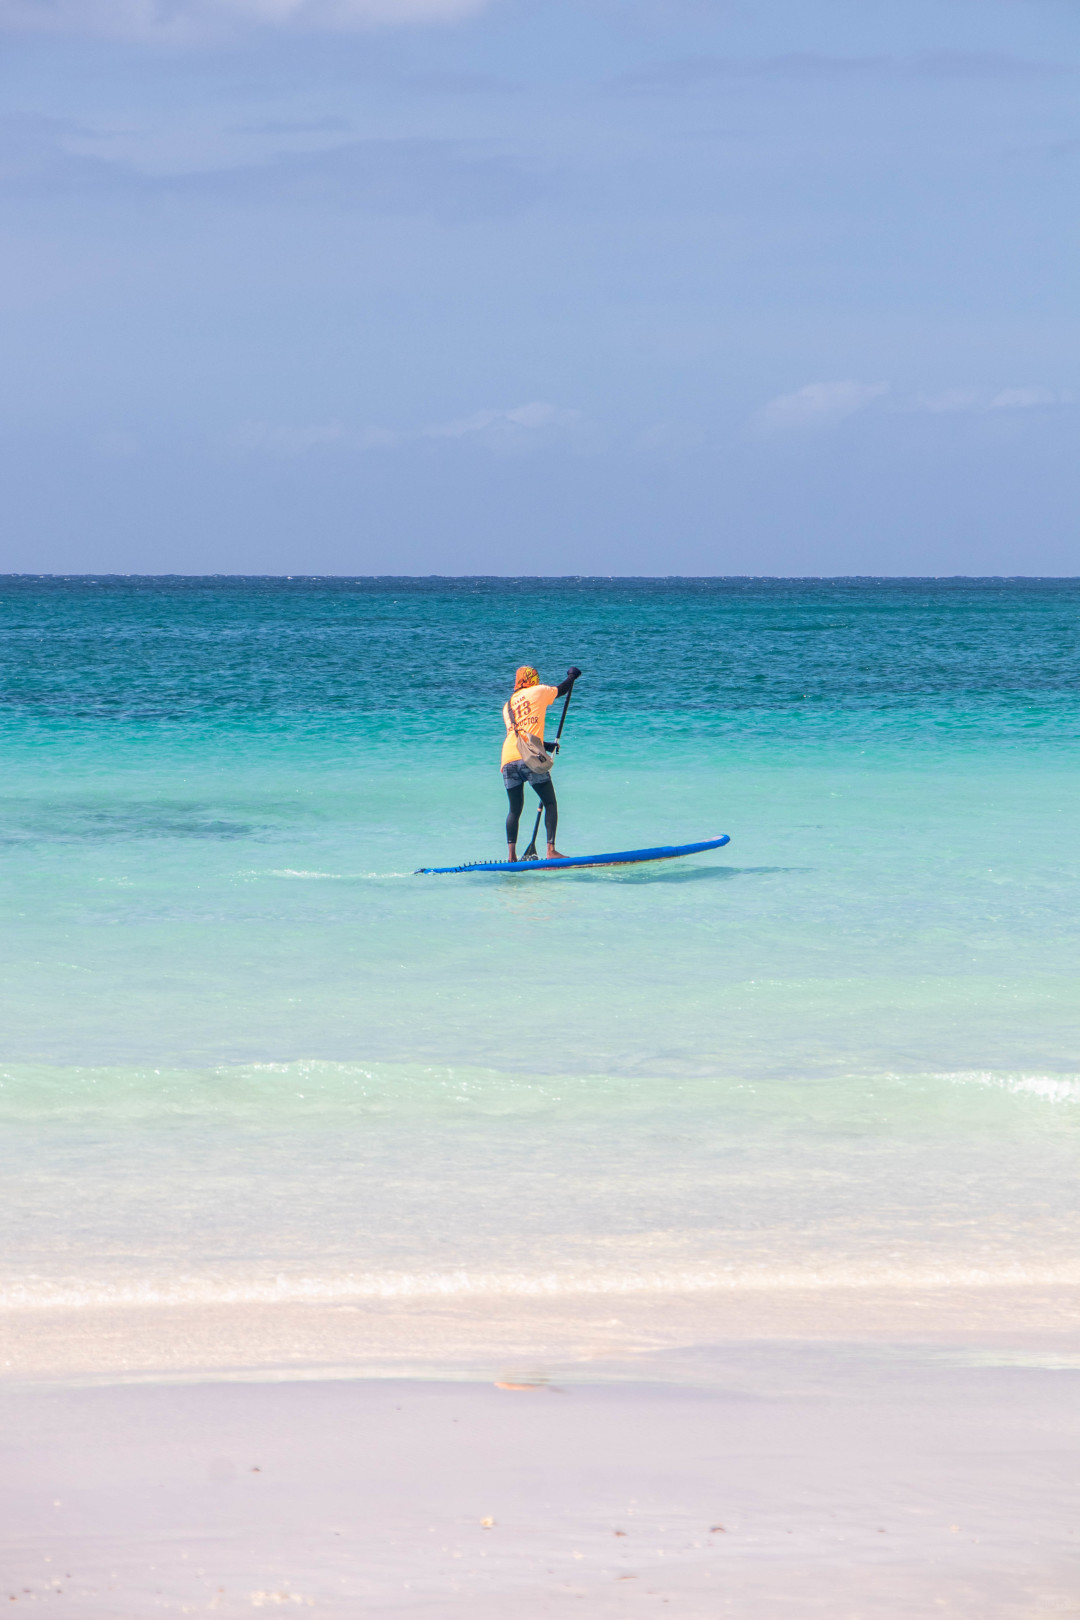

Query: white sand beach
<box><xmin>3</xmin><ymin>1332</ymin><xmax>1080</xmax><ymax>1618</ymax></box>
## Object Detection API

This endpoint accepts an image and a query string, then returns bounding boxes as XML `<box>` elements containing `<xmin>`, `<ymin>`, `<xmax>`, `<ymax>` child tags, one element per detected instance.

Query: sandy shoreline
<box><xmin>4</xmin><ymin>1281</ymin><xmax>1080</xmax><ymax>1385</ymax></box>
<box><xmin>3</xmin><ymin>1352</ymin><xmax>1079</xmax><ymax>1618</ymax></box>
<box><xmin>4</xmin><ymin>1290</ymin><xmax>1079</xmax><ymax>1615</ymax></box>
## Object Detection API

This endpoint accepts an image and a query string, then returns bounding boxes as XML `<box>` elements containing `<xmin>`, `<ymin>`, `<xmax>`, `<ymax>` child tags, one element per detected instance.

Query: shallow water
<box><xmin>1</xmin><ymin>578</ymin><xmax>1078</xmax><ymax>1336</ymax></box>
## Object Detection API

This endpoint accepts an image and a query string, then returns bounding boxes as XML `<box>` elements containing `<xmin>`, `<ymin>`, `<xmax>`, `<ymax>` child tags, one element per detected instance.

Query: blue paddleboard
<box><xmin>416</xmin><ymin>834</ymin><xmax>730</xmax><ymax>875</ymax></box>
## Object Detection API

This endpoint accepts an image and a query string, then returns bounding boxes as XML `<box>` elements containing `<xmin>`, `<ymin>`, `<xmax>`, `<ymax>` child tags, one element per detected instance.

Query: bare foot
<box><xmin>546</xmin><ymin>846</ymin><xmax>566</xmax><ymax>859</ymax></box>
<box><xmin>507</xmin><ymin>845</ymin><xmax>518</xmax><ymax>863</ymax></box>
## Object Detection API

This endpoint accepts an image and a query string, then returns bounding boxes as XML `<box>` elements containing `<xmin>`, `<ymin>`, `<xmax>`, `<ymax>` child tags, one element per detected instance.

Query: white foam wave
<box><xmin>5</xmin><ymin>1261</ymin><xmax>1080</xmax><ymax>1311</ymax></box>
<box><xmin>236</xmin><ymin>868</ymin><xmax>410</xmax><ymax>881</ymax></box>
<box><xmin>268</xmin><ymin>869</ymin><xmax>345</xmax><ymax>878</ymax></box>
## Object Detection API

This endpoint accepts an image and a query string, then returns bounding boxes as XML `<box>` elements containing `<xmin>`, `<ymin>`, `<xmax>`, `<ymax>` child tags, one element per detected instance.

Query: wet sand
<box><xmin>5</xmin><ymin>1281</ymin><xmax>1080</xmax><ymax>1383</ymax></box>
<box><xmin>2</xmin><ymin>1350</ymin><xmax>1078</xmax><ymax>1617</ymax></box>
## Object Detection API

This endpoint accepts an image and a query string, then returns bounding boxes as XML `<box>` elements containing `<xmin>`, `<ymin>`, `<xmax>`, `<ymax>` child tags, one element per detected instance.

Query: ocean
<box><xmin>2</xmin><ymin>576</ymin><xmax>1078</xmax><ymax>1373</ymax></box>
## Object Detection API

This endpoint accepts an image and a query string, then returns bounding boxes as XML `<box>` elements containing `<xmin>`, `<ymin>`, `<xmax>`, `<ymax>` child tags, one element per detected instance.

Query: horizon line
<box><xmin>1</xmin><ymin>573</ymin><xmax>1078</xmax><ymax>585</ymax></box>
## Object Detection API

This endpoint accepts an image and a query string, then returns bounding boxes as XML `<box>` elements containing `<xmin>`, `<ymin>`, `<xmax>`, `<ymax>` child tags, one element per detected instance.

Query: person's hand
<box><xmin>566</xmin><ymin>665</ymin><xmax>582</xmax><ymax>681</ymax></box>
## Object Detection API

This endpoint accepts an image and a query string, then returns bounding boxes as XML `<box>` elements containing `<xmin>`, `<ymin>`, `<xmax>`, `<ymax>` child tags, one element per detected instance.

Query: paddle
<box><xmin>521</xmin><ymin>672</ymin><xmax>578</xmax><ymax>861</ymax></box>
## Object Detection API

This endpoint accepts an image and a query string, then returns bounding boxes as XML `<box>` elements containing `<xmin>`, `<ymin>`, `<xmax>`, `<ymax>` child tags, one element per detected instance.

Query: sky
<box><xmin>0</xmin><ymin>0</ymin><xmax>1077</xmax><ymax>575</ymax></box>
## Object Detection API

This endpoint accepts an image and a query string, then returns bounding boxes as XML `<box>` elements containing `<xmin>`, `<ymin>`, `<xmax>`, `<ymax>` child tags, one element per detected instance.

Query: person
<box><xmin>502</xmin><ymin>664</ymin><xmax>582</xmax><ymax>862</ymax></box>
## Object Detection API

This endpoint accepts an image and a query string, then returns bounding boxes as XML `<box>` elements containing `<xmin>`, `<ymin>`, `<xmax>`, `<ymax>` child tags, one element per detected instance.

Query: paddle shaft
<box><xmin>522</xmin><ymin>679</ymin><xmax>576</xmax><ymax>859</ymax></box>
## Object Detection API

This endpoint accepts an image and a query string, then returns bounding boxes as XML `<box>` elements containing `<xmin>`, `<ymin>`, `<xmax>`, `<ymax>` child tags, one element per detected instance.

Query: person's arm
<box><xmin>545</xmin><ymin>667</ymin><xmax>582</xmax><ymax>748</ymax></box>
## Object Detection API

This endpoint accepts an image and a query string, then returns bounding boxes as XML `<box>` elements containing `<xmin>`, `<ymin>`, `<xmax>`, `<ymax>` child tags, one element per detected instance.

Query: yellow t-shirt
<box><xmin>501</xmin><ymin>683</ymin><xmax>558</xmax><ymax>768</ymax></box>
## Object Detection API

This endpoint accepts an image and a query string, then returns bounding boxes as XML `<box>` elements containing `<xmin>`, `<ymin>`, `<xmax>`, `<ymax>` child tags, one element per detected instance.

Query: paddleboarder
<box><xmin>503</xmin><ymin>665</ymin><xmax>581</xmax><ymax>863</ymax></box>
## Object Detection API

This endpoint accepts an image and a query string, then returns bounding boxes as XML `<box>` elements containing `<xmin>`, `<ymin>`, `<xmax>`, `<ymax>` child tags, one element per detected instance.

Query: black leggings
<box><xmin>506</xmin><ymin>777</ymin><xmax>557</xmax><ymax>847</ymax></box>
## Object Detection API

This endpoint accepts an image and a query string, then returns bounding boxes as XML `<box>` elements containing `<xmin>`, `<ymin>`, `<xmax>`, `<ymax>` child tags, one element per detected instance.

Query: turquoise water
<box><xmin>2</xmin><ymin>578</ymin><xmax>1078</xmax><ymax>1326</ymax></box>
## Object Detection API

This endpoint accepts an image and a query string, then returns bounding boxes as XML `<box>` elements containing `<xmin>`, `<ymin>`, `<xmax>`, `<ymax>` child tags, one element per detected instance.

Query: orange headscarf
<box><xmin>514</xmin><ymin>666</ymin><xmax>540</xmax><ymax>691</ymax></box>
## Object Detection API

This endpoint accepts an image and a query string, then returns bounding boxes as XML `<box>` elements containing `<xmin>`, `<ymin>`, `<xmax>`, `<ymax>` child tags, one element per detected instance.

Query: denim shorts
<box><xmin>502</xmin><ymin>760</ymin><xmax>553</xmax><ymax>790</ymax></box>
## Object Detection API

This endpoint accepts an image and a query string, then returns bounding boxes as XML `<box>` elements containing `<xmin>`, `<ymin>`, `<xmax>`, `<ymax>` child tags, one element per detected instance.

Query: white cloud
<box><xmin>753</xmin><ymin>379</ymin><xmax>888</xmax><ymax>432</ymax></box>
<box><xmin>989</xmin><ymin>387</ymin><xmax>1074</xmax><ymax>410</ymax></box>
<box><xmin>0</xmin><ymin>0</ymin><xmax>492</xmax><ymax>41</ymax></box>
<box><xmin>915</xmin><ymin>386</ymin><xmax>1075</xmax><ymax>414</ymax></box>
<box><xmin>235</xmin><ymin>420</ymin><xmax>350</xmax><ymax>453</ymax></box>
<box><xmin>619</xmin><ymin>51</ymin><xmax>1071</xmax><ymax>94</ymax></box>
<box><xmin>423</xmin><ymin>401</ymin><xmax>587</xmax><ymax>450</ymax></box>
<box><xmin>234</xmin><ymin>402</ymin><xmax>588</xmax><ymax>456</ymax></box>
